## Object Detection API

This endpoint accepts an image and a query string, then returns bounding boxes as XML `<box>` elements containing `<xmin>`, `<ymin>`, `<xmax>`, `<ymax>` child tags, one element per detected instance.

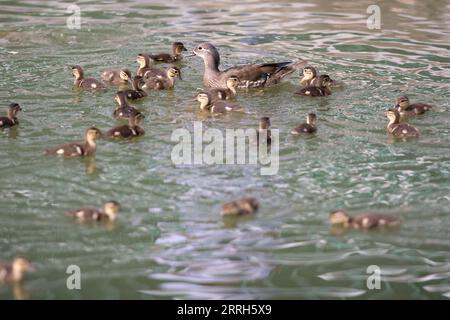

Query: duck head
<box><xmin>302</xmin><ymin>66</ymin><xmax>317</xmax><ymax>81</ymax></box>
<box><xmin>386</xmin><ymin>108</ymin><xmax>400</xmax><ymax>125</ymax></box>
<box><xmin>115</xmin><ymin>91</ymin><xmax>128</xmax><ymax>106</ymax></box>
<box><xmin>136</xmin><ymin>53</ymin><xmax>152</xmax><ymax>68</ymax></box>
<box><xmin>306</xmin><ymin>113</ymin><xmax>317</xmax><ymax>125</ymax></box>
<box><xmin>196</xmin><ymin>92</ymin><xmax>212</xmax><ymax>110</ymax></box>
<box><xmin>119</xmin><ymin>69</ymin><xmax>132</xmax><ymax>82</ymax></box>
<box><xmin>8</xmin><ymin>102</ymin><xmax>22</xmax><ymax>118</ymax></box>
<box><xmin>85</xmin><ymin>127</ymin><xmax>101</xmax><ymax>145</ymax></box>
<box><xmin>192</xmin><ymin>42</ymin><xmax>220</xmax><ymax>68</ymax></box>
<box><xmin>226</xmin><ymin>75</ymin><xmax>240</xmax><ymax>92</ymax></box>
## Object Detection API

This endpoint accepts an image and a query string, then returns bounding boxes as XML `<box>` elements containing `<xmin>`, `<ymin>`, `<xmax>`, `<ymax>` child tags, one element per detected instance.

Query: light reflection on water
<box><xmin>0</xmin><ymin>0</ymin><xmax>450</xmax><ymax>299</ymax></box>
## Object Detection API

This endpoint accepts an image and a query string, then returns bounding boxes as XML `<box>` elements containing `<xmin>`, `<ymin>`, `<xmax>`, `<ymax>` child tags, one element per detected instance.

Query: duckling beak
<box><xmin>394</xmin><ymin>104</ymin><xmax>400</xmax><ymax>108</ymax></box>
<box><xmin>182</xmin><ymin>47</ymin><xmax>188</xmax><ymax>52</ymax></box>
<box><xmin>178</xmin><ymin>74</ymin><xmax>183</xmax><ymax>81</ymax></box>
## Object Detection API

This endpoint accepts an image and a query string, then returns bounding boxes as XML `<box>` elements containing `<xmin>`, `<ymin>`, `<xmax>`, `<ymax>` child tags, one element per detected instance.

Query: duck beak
<box><xmin>185</xmin><ymin>51</ymin><xmax>196</xmax><ymax>58</ymax></box>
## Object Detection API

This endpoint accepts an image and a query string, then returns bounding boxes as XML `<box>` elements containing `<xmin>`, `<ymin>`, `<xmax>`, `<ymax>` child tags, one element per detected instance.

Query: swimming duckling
<box><xmin>136</xmin><ymin>53</ymin><xmax>164</xmax><ymax>78</ymax></box>
<box><xmin>291</xmin><ymin>113</ymin><xmax>317</xmax><ymax>134</ymax></box>
<box><xmin>257</xmin><ymin>117</ymin><xmax>272</xmax><ymax>145</ymax></box>
<box><xmin>123</xmin><ymin>76</ymin><xmax>147</xmax><ymax>100</ymax></box>
<box><xmin>196</xmin><ymin>92</ymin><xmax>244</xmax><ymax>113</ymax></box>
<box><xmin>101</xmin><ymin>69</ymin><xmax>132</xmax><ymax>85</ymax></box>
<box><xmin>329</xmin><ymin>210</ymin><xmax>400</xmax><ymax>229</ymax></box>
<box><xmin>113</xmin><ymin>91</ymin><xmax>141</xmax><ymax>119</ymax></box>
<box><xmin>299</xmin><ymin>66</ymin><xmax>318</xmax><ymax>86</ymax></box>
<box><xmin>142</xmin><ymin>66</ymin><xmax>182</xmax><ymax>90</ymax></box>
<box><xmin>0</xmin><ymin>257</ymin><xmax>32</xmax><ymax>283</ymax></box>
<box><xmin>148</xmin><ymin>42</ymin><xmax>187</xmax><ymax>63</ymax></box>
<box><xmin>66</xmin><ymin>201</ymin><xmax>120</xmax><ymax>221</ymax></box>
<box><xmin>105</xmin><ymin>113</ymin><xmax>145</xmax><ymax>138</ymax></box>
<box><xmin>207</xmin><ymin>76</ymin><xmax>240</xmax><ymax>101</ymax></box>
<box><xmin>0</xmin><ymin>103</ymin><xmax>22</xmax><ymax>128</ymax></box>
<box><xmin>44</xmin><ymin>127</ymin><xmax>101</xmax><ymax>157</ymax></box>
<box><xmin>221</xmin><ymin>197</ymin><xmax>259</xmax><ymax>216</ymax></box>
<box><xmin>386</xmin><ymin>109</ymin><xmax>420</xmax><ymax>138</ymax></box>
<box><xmin>294</xmin><ymin>75</ymin><xmax>332</xmax><ymax>97</ymax></box>
<box><xmin>71</xmin><ymin>65</ymin><xmax>106</xmax><ymax>90</ymax></box>
<box><xmin>394</xmin><ymin>96</ymin><xmax>432</xmax><ymax>116</ymax></box>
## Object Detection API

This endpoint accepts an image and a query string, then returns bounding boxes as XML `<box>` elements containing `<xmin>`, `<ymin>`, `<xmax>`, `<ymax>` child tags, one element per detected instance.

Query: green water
<box><xmin>1</xmin><ymin>0</ymin><xmax>450</xmax><ymax>299</ymax></box>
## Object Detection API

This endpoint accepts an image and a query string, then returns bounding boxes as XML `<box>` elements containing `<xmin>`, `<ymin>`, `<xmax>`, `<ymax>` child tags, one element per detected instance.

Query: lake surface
<box><xmin>1</xmin><ymin>0</ymin><xmax>450</xmax><ymax>299</ymax></box>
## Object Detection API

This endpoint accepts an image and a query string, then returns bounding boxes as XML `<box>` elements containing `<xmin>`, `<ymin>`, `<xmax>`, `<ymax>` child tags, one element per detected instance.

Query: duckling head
<box><xmin>196</xmin><ymin>92</ymin><xmax>211</xmax><ymax>110</ymax></box>
<box><xmin>71</xmin><ymin>65</ymin><xmax>84</xmax><ymax>80</ymax></box>
<box><xmin>306</xmin><ymin>113</ymin><xmax>317</xmax><ymax>125</ymax></box>
<box><xmin>302</xmin><ymin>66</ymin><xmax>317</xmax><ymax>80</ymax></box>
<box><xmin>119</xmin><ymin>69</ymin><xmax>132</xmax><ymax>82</ymax></box>
<box><xmin>115</xmin><ymin>91</ymin><xmax>128</xmax><ymax>106</ymax></box>
<box><xmin>103</xmin><ymin>201</ymin><xmax>120</xmax><ymax>221</ymax></box>
<box><xmin>192</xmin><ymin>42</ymin><xmax>220</xmax><ymax>67</ymax></box>
<box><xmin>386</xmin><ymin>108</ymin><xmax>400</xmax><ymax>124</ymax></box>
<box><xmin>318</xmin><ymin>74</ymin><xmax>332</xmax><ymax>87</ymax></box>
<box><xmin>167</xmin><ymin>66</ymin><xmax>182</xmax><ymax>80</ymax></box>
<box><xmin>395</xmin><ymin>96</ymin><xmax>410</xmax><ymax>110</ymax></box>
<box><xmin>136</xmin><ymin>53</ymin><xmax>152</xmax><ymax>68</ymax></box>
<box><xmin>173</xmin><ymin>42</ymin><xmax>188</xmax><ymax>55</ymax></box>
<box><xmin>226</xmin><ymin>75</ymin><xmax>240</xmax><ymax>90</ymax></box>
<box><xmin>130</xmin><ymin>112</ymin><xmax>145</xmax><ymax>126</ymax></box>
<box><xmin>8</xmin><ymin>102</ymin><xmax>22</xmax><ymax>116</ymax></box>
<box><xmin>329</xmin><ymin>210</ymin><xmax>351</xmax><ymax>225</ymax></box>
<box><xmin>259</xmin><ymin>117</ymin><xmax>271</xmax><ymax>130</ymax></box>
<box><xmin>85</xmin><ymin>127</ymin><xmax>101</xmax><ymax>144</ymax></box>
<box><xmin>12</xmin><ymin>257</ymin><xmax>32</xmax><ymax>281</ymax></box>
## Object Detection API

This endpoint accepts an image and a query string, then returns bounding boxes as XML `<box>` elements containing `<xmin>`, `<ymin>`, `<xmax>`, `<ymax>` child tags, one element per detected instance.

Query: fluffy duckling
<box><xmin>113</xmin><ymin>91</ymin><xmax>141</xmax><ymax>119</ymax></box>
<box><xmin>142</xmin><ymin>66</ymin><xmax>182</xmax><ymax>90</ymax></box>
<box><xmin>299</xmin><ymin>66</ymin><xmax>318</xmax><ymax>86</ymax></box>
<box><xmin>123</xmin><ymin>76</ymin><xmax>147</xmax><ymax>100</ymax></box>
<box><xmin>66</xmin><ymin>201</ymin><xmax>120</xmax><ymax>221</ymax></box>
<box><xmin>291</xmin><ymin>113</ymin><xmax>317</xmax><ymax>134</ymax></box>
<box><xmin>207</xmin><ymin>76</ymin><xmax>240</xmax><ymax>101</ymax></box>
<box><xmin>71</xmin><ymin>65</ymin><xmax>106</xmax><ymax>90</ymax></box>
<box><xmin>101</xmin><ymin>69</ymin><xmax>132</xmax><ymax>85</ymax></box>
<box><xmin>294</xmin><ymin>74</ymin><xmax>332</xmax><ymax>97</ymax></box>
<box><xmin>44</xmin><ymin>127</ymin><xmax>101</xmax><ymax>157</ymax></box>
<box><xmin>257</xmin><ymin>117</ymin><xmax>272</xmax><ymax>145</ymax></box>
<box><xmin>386</xmin><ymin>109</ymin><xmax>420</xmax><ymax>138</ymax></box>
<box><xmin>329</xmin><ymin>210</ymin><xmax>400</xmax><ymax>229</ymax></box>
<box><xmin>148</xmin><ymin>42</ymin><xmax>187</xmax><ymax>63</ymax></box>
<box><xmin>0</xmin><ymin>257</ymin><xmax>32</xmax><ymax>283</ymax></box>
<box><xmin>196</xmin><ymin>92</ymin><xmax>244</xmax><ymax>113</ymax></box>
<box><xmin>105</xmin><ymin>113</ymin><xmax>145</xmax><ymax>138</ymax></box>
<box><xmin>136</xmin><ymin>53</ymin><xmax>164</xmax><ymax>78</ymax></box>
<box><xmin>0</xmin><ymin>103</ymin><xmax>22</xmax><ymax>128</ymax></box>
<box><xmin>395</xmin><ymin>96</ymin><xmax>432</xmax><ymax>116</ymax></box>
<box><xmin>221</xmin><ymin>197</ymin><xmax>259</xmax><ymax>216</ymax></box>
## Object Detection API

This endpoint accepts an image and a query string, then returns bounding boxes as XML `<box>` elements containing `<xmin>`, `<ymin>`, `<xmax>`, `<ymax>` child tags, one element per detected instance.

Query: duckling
<box><xmin>113</xmin><ymin>91</ymin><xmax>141</xmax><ymax>119</ymax></box>
<box><xmin>148</xmin><ymin>42</ymin><xmax>187</xmax><ymax>63</ymax></box>
<box><xmin>299</xmin><ymin>66</ymin><xmax>317</xmax><ymax>86</ymax></box>
<box><xmin>105</xmin><ymin>113</ymin><xmax>145</xmax><ymax>138</ymax></box>
<box><xmin>136</xmin><ymin>53</ymin><xmax>164</xmax><ymax>78</ymax></box>
<box><xmin>207</xmin><ymin>76</ymin><xmax>240</xmax><ymax>101</ymax></box>
<box><xmin>394</xmin><ymin>96</ymin><xmax>432</xmax><ymax>116</ymax></box>
<box><xmin>329</xmin><ymin>210</ymin><xmax>400</xmax><ymax>229</ymax></box>
<box><xmin>196</xmin><ymin>92</ymin><xmax>244</xmax><ymax>113</ymax></box>
<box><xmin>291</xmin><ymin>113</ymin><xmax>317</xmax><ymax>134</ymax></box>
<box><xmin>142</xmin><ymin>66</ymin><xmax>182</xmax><ymax>90</ymax></box>
<box><xmin>71</xmin><ymin>65</ymin><xmax>106</xmax><ymax>90</ymax></box>
<box><xmin>221</xmin><ymin>197</ymin><xmax>259</xmax><ymax>216</ymax></box>
<box><xmin>44</xmin><ymin>127</ymin><xmax>101</xmax><ymax>157</ymax></box>
<box><xmin>123</xmin><ymin>76</ymin><xmax>147</xmax><ymax>100</ymax></box>
<box><xmin>257</xmin><ymin>117</ymin><xmax>272</xmax><ymax>145</ymax></box>
<box><xmin>294</xmin><ymin>74</ymin><xmax>332</xmax><ymax>97</ymax></box>
<box><xmin>66</xmin><ymin>201</ymin><xmax>120</xmax><ymax>221</ymax></box>
<box><xmin>101</xmin><ymin>69</ymin><xmax>132</xmax><ymax>85</ymax></box>
<box><xmin>0</xmin><ymin>103</ymin><xmax>22</xmax><ymax>128</ymax></box>
<box><xmin>386</xmin><ymin>108</ymin><xmax>420</xmax><ymax>138</ymax></box>
<box><xmin>0</xmin><ymin>257</ymin><xmax>32</xmax><ymax>283</ymax></box>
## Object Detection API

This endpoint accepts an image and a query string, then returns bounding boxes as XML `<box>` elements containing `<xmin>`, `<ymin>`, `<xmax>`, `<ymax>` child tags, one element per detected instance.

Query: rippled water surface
<box><xmin>1</xmin><ymin>0</ymin><xmax>450</xmax><ymax>299</ymax></box>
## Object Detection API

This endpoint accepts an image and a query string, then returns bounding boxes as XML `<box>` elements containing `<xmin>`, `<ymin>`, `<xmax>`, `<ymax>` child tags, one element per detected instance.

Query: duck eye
<box><xmin>198</xmin><ymin>46</ymin><xmax>203</xmax><ymax>50</ymax></box>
